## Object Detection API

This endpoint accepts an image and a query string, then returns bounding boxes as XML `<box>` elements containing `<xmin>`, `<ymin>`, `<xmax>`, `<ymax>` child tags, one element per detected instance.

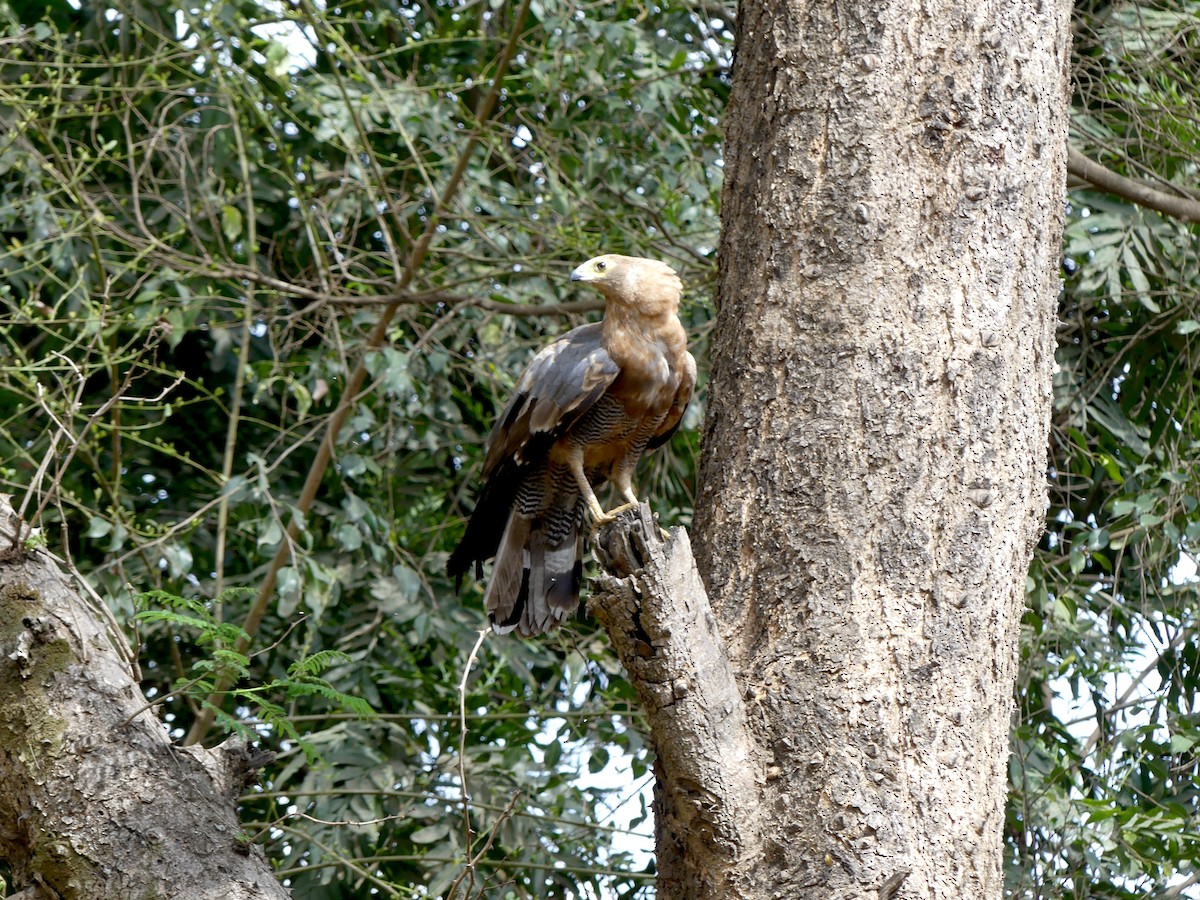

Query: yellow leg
<box><xmin>612</xmin><ymin>466</ymin><xmax>667</xmax><ymax>540</ymax></box>
<box><xmin>569</xmin><ymin>448</ymin><xmax>609</xmax><ymax>525</ymax></box>
<box><xmin>598</xmin><ymin>500</ymin><xmax>638</xmax><ymax>525</ymax></box>
<box><xmin>569</xmin><ymin>450</ymin><xmax>639</xmax><ymax>530</ymax></box>
<box><xmin>591</xmin><ymin>467</ymin><xmax>639</xmax><ymax>524</ymax></box>
<box><xmin>613</xmin><ymin>468</ymin><xmax>640</xmax><ymax>508</ymax></box>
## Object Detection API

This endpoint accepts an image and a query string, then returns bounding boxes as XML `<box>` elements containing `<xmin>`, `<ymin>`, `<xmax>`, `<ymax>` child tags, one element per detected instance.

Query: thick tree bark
<box><xmin>0</xmin><ymin>498</ymin><xmax>289</xmax><ymax>899</ymax></box>
<box><xmin>687</xmin><ymin>0</ymin><xmax>1070</xmax><ymax>897</ymax></box>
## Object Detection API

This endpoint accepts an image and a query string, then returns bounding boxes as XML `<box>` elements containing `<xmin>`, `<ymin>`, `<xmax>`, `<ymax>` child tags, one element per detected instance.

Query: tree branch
<box><xmin>1067</xmin><ymin>146</ymin><xmax>1200</xmax><ymax>223</ymax></box>
<box><xmin>321</xmin><ymin>293</ymin><xmax>606</xmax><ymax>317</ymax></box>
<box><xmin>590</xmin><ymin>505</ymin><xmax>761</xmax><ymax>900</ymax></box>
<box><xmin>0</xmin><ymin>497</ymin><xmax>285</xmax><ymax>898</ymax></box>
<box><xmin>1079</xmin><ymin>622</ymin><xmax>1192</xmax><ymax>758</ymax></box>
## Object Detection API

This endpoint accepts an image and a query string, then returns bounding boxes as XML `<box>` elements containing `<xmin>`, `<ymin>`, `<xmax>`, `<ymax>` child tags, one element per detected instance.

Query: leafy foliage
<box><xmin>0</xmin><ymin>0</ymin><xmax>724</xmax><ymax>896</ymax></box>
<box><xmin>1007</xmin><ymin>4</ymin><xmax>1200</xmax><ymax>897</ymax></box>
<box><xmin>135</xmin><ymin>590</ymin><xmax>374</xmax><ymax>762</ymax></box>
<box><xmin>2</xmin><ymin>0</ymin><xmax>1198</xmax><ymax>897</ymax></box>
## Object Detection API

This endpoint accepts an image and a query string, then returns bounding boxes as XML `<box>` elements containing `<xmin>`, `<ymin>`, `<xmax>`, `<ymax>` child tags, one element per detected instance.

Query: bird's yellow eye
<box><xmin>595</xmin><ymin>260</ymin><xmax>607</xmax><ymax>272</ymax></box>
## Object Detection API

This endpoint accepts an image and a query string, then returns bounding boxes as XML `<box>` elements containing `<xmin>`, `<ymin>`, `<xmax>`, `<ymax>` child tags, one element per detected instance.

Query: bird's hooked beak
<box><xmin>570</xmin><ymin>256</ymin><xmax>611</xmax><ymax>284</ymax></box>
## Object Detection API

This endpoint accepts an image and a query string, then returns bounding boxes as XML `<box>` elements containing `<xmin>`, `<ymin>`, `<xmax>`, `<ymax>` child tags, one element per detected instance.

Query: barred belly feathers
<box><xmin>446</xmin><ymin>255</ymin><xmax>696</xmax><ymax>636</ymax></box>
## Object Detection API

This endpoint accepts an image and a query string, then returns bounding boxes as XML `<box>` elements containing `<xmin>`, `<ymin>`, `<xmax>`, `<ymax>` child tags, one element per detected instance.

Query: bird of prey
<box><xmin>447</xmin><ymin>255</ymin><xmax>696</xmax><ymax>637</ymax></box>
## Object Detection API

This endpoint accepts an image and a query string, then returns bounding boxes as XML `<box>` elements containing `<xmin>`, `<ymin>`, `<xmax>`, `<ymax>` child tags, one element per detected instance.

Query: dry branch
<box><xmin>183</xmin><ymin>0</ymin><xmax>535</xmax><ymax>746</ymax></box>
<box><xmin>590</xmin><ymin>505</ymin><xmax>761</xmax><ymax>900</ymax></box>
<box><xmin>1067</xmin><ymin>146</ymin><xmax>1200</xmax><ymax>223</ymax></box>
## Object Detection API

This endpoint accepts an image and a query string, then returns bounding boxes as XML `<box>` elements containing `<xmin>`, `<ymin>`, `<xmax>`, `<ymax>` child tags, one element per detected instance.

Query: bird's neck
<box><xmin>602</xmin><ymin>301</ymin><xmax>677</xmax><ymax>335</ymax></box>
<box><xmin>601</xmin><ymin>302</ymin><xmax>685</xmax><ymax>366</ymax></box>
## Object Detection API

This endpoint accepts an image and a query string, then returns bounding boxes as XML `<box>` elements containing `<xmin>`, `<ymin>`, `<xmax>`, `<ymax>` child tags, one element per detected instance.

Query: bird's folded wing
<box><xmin>647</xmin><ymin>349</ymin><xmax>697</xmax><ymax>450</ymax></box>
<box><xmin>483</xmin><ymin>322</ymin><xmax>620</xmax><ymax>475</ymax></box>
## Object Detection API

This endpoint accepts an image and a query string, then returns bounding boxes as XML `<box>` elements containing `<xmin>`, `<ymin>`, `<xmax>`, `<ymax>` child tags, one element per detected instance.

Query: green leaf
<box><xmin>1097</xmin><ymin>453</ymin><xmax>1123</xmax><ymax>483</ymax></box>
<box><xmin>410</xmin><ymin>823</ymin><xmax>450</xmax><ymax>845</ymax></box>
<box><xmin>221</xmin><ymin>204</ymin><xmax>243</xmax><ymax>243</ymax></box>
<box><xmin>264</xmin><ymin>39</ymin><xmax>290</xmax><ymax>80</ymax></box>
<box><xmin>85</xmin><ymin>516</ymin><xmax>112</xmax><ymax>538</ymax></box>
<box><xmin>1111</xmin><ymin>499</ymin><xmax>1137</xmax><ymax>516</ymax></box>
<box><xmin>257</xmin><ymin>519</ymin><xmax>283</xmax><ymax>549</ymax></box>
<box><xmin>288</xmin><ymin>650</ymin><xmax>352</xmax><ymax>678</ymax></box>
<box><xmin>1122</xmin><ymin>245</ymin><xmax>1153</xmax><ymax>305</ymax></box>
<box><xmin>277</xmin><ymin>566</ymin><xmax>301</xmax><ymax>618</ymax></box>
<box><xmin>335</xmin><ymin>523</ymin><xmax>362</xmax><ymax>550</ymax></box>
<box><xmin>1169</xmin><ymin>733</ymin><xmax>1195</xmax><ymax>753</ymax></box>
<box><xmin>587</xmin><ymin>746</ymin><xmax>610</xmax><ymax>774</ymax></box>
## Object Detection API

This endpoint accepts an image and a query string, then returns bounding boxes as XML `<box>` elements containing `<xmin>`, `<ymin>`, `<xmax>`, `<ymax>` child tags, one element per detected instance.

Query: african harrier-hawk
<box><xmin>447</xmin><ymin>255</ymin><xmax>695</xmax><ymax>636</ymax></box>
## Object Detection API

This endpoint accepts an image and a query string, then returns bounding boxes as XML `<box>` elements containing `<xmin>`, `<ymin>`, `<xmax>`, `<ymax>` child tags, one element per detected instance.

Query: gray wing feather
<box><xmin>483</xmin><ymin>323</ymin><xmax>618</xmax><ymax>475</ymax></box>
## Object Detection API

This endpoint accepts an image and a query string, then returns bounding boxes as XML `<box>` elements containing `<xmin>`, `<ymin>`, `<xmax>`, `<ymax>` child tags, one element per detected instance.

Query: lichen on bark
<box><xmin>0</xmin><ymin>581</ymin><xmax>70</xmax><ymax>762</ymax></box>
<box><xmin>0</xmin><ymin>500</ymin><xmax>289</xmax><ymax>899</ymax></box>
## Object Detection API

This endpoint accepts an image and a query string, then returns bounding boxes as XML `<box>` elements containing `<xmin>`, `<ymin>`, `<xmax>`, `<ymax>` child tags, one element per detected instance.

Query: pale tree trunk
<box><xmin>596</xmin><ymin>0</ymin><xmax>1070</xmax><ymax>897</ymax></box>
<box><xmin>698</xmin><ymin>0</ymin><xmax>1070</xmax><ymax>893</ymax></box>
<box><xmin>0</xmin><ymin>498</ymin><xmax>289</xmax><ymax>900</ymax></box>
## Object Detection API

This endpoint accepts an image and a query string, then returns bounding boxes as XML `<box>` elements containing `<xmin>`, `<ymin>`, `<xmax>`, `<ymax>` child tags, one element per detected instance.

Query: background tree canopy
<box><xmin>0</xmin><ymin>0</ymin><xmax>1196</xmax><ymax>897</ymax></box>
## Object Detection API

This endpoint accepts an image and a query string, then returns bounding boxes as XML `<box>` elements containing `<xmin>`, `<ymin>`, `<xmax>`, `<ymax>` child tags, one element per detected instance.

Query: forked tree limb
<box><xmin>0</xmin><ymin>497</ymin><xmax>286</xmax><ymax>900</ymax></box>
<box><xmin>590</xmin><ymin>505</ymin><xmax>761</xmax><ymax>900</ymax></box>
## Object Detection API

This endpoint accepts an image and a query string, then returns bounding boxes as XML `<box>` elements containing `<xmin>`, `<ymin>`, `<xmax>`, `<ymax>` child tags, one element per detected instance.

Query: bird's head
<box><xmin>570</xmin><ymin>255</ymin><xmax>681</xmax><ymax>315</ymax></box>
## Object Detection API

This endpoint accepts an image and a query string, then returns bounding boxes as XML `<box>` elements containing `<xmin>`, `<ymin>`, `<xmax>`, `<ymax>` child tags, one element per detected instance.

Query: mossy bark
<box><xmin>0</xmin><ymin>499</ymin><xmax>289</xmax><ymax>900</ymax></box>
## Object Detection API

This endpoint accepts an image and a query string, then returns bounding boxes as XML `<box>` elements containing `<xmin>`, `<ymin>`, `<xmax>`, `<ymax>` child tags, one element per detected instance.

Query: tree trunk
<box><xmin>0</xmin><ymin>499</ymin><xmax>288</xmax><ymax>900</ymax></box>
<box><xmin>689</xmin><ymin>0</ymin><xmax>1070</xmax><ymax>896</ymax></box>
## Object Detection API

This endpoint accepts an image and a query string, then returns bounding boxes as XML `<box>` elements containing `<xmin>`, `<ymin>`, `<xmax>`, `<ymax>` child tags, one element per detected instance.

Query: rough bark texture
<box><xmin>688</xmin><ymin>0</ymin><xmax>1071</xmax><ymax>897</ymax></box>
<box><xmin>591</xmin><ymin>505</ymin><xmax>759</xmax><ymax>900</ymax></box>
<box><xmin>0</xmin><ymin>498</ymin><xmax>289</xmax><ymax>900</ymax></box>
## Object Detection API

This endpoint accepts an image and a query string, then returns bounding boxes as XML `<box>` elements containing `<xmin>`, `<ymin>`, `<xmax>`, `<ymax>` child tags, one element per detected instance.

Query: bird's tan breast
<box><xmin>566</xmin><ymin>325</ymin><xmax>684</xmax><ymax>466</ymax></box>
<box><xmin>604</xmin><ymin>319</ymin><xmax>686</xmax><ymax>411</ymax></box>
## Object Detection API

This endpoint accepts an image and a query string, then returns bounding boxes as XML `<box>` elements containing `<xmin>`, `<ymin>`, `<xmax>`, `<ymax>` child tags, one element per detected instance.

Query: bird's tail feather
<box><xmin>447</xmin><ymin>467</ymin><xmax>520</xmax><ymax>589</ymax></box>
<box><xmin>485</xmin><ymin>512</ymin><xmax>531</xmax><ymax>633</ymax></box>
<box><xmin>487</xmin><ymin>507</ymin><xmax>583</xmax><ymax>637</ymax></box>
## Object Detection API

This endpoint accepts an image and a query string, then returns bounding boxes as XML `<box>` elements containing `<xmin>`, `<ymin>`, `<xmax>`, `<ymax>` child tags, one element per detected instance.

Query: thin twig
<box><xmin>271</xmin><ymin>824</ymin><xmax>407</xmax><ymax>898</ymax></box>
<box><xmin>320</xmin><ymin>293</ymin><xmax>606</xmax><ymax>317</ymax></box>
<box><xmin>1081</xmin><ymin>624</ymin><xmax>1191</xmax><ymax>757</ymax></box>
<box><xmin>296</xmin><ymin>810</ymin><xmax>411</xmax><ymax>828</ymax></box>
<box><xmin>209</xmin><ymin>45</ymin><xmax>261</xmax><ymax>608</ymax></box>
<box><xmin>14</xmin><ymin>391</ymin><xmax>62</xmax><ymax>544</ymax></box>
<box><xmin>1164</xmin><ymin>871</ymin><xmax>1200</xmax><ymax>898</ymax></box>
<box><xmin>17</xmin><ymin>344</ymin><xmax>161</xmax><ymax>550</ymax></box>
<box><xmin>242</xmin><ymin>788</ymin><xmax>648</xmax><ymax>837</ymax></box>
<box><xmin>450</xmin><ymin>791</ymin><xmax>523</xmax><ymax>900</ymax></box>
<box><xmin>277</xmin><ymin>706</ymin><xmax>639</xmax><ymax>722</ymax></box>
<box><xmin>246</xmin><ymin>613</ymin><xmax>311</xmax><ymax>660</ymax></box>
<box><xmin>451</xmin><ymin>627</ymin><xmax>492</xmax><ymax>899</ymax></box>
<box><xmin>272</xmin><ymin>851</ymin><xmax>653</xmax><ymax>882</ymax></box>
<box><xmin>183</xmin><ymin>0</ymin><xmax>533</xmax><ymax>746</ymax></box>
<box><xmin>119</xmin><ymin>674</ymin><xmax>212</xmax><ymax>728</ymax></box>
